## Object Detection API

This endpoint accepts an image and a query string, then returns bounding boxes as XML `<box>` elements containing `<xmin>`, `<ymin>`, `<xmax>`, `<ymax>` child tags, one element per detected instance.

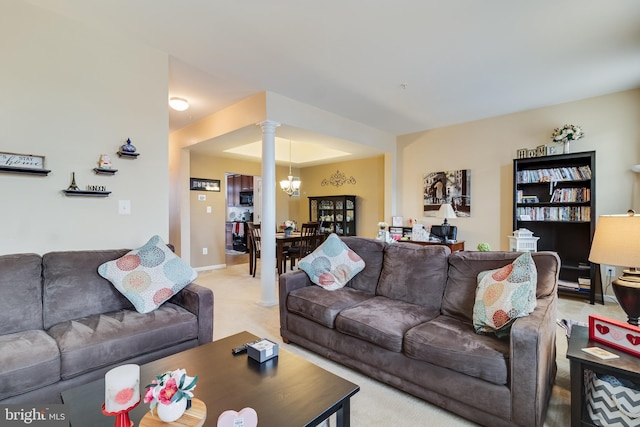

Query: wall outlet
<box><xmin>202</xmin><ymin>247</ymin><xmax>208</xmax><ymax>255</ymax></box>
<box><xmin>606</xmin><ymin>267</ymin><xmax>614</xmax><ymax>276</ymax></box>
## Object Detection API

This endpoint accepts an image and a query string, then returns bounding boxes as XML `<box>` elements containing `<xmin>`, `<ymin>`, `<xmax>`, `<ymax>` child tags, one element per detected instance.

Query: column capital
<box><xmin>257</xmin><ymin>120</ymin><xmax>281</xmax><ymax>133</ymax></box>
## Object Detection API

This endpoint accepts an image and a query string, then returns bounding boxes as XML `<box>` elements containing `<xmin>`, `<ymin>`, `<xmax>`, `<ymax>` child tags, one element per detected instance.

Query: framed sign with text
<box><xmin>0</xmin><ymin>152</ymin><xmax>46</xmax><ymax>170</ymax></box>
<box><xmin>190</xmin><ymin>177</ymin><xmax>220</xmax><ymax>192</ymax></box>
<box><xmin>589</xmin><ymin>314</ymin><xmax>640</xmax><ymax>357</ymax></box>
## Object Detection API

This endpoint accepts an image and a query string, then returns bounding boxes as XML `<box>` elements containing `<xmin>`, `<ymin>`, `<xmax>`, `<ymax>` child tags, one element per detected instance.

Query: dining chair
<box><xmin>247</xmin><ymin>222</ymin><xmax>261</xmax><ymax>277</ymax></box>
<box><xmin>247</xmin><ymin>222</ymin><xmax>291</xmax><ymax>276</ymax></box>
<box><xmin>288</xmin><ymin>222</ymin><xmax>321</xmax><ymax>270</ymax></box>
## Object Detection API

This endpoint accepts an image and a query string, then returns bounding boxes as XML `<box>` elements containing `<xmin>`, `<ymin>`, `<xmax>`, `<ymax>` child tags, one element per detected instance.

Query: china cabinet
<box><xmin>308</xmin><ymin>195</ymin><xmax>356</xmax><ymax>236</ymax></box>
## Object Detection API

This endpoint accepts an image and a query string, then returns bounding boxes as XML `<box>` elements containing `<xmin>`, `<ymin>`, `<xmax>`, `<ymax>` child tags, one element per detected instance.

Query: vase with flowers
<box><xmin>144</xmin><ymin>369</ymin><xmax>197</xmax><ymax>422</ymax></box>
<box><xmin>377</xmin><ymin>221</ymin><xmax>388</xmax><ymax>241</ymax></box>
<box><xmin>281</xmin><ymin>220</ymin><xmax>296</xmax><ymax>237</ymax></box>
<box><xmin>551</xmin><ymin>124</ymin><xmax>584</xmax><ymax>154</ymax></box>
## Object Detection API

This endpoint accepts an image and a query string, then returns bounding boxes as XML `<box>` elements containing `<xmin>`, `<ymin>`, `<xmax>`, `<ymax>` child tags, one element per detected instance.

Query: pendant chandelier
<box><xmin>280</xmin><ymin>140</ymin><xmax>301</xmax><ymax>196</ymax></box>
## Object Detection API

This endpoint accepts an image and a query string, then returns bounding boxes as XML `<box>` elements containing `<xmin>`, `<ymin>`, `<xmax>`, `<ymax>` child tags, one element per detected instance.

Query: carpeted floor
<box><xmin>197</xmin><ymin>261</ymin><xmax>621</xmax><ymax>426</ymax></box>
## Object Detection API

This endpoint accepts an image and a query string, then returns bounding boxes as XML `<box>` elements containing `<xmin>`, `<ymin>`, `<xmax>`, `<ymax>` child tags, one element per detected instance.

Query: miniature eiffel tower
<box><xmin>67</xmin><ymin>172</ymin><xmax>79</xmax><ymax>191</ymax></box>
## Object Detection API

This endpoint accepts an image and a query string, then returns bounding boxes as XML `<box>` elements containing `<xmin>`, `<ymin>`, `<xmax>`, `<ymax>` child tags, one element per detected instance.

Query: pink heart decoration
<box><xmin>596</xmin><ymin>324</ymin><xmax>610</xmax><ymax>335</ymax></box>
<box><xmin>217</xmin><ymin>407</ymin><xmax>258</xmax><ymax>427</ymax></box>
<box><xmin>610</xmin><ymin>329</ymin><xmax>624</xmax><ymax>341</ymax></box>
<box><xmin>626</xmin><ymin>334</ymin><xmax>640</xmax><ymax>346</ymax></box>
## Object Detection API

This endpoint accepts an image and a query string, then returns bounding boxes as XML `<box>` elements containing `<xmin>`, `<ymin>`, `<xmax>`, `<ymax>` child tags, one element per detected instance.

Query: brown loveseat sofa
<box><xmin>0</xmin><ymin>249</ymin><xmax>213</xmax><ymax>404</ymax></box>
<box><xmin>279</xmin><ymin>237</ymin><xmax>559</xmax><ymax>427</ymax></box>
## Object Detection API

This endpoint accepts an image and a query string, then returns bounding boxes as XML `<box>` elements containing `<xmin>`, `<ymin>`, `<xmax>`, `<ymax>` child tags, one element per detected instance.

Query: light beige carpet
<box><xmin>196</xmin><ymin>263</ymin><xmax>622</xmax><ymax>426</ymax></box>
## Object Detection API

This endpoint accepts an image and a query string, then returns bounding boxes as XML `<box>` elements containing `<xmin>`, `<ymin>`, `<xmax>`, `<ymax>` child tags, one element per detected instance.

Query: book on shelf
<box><xmin>558</xmin><ymin>280</ymin><xmax>589</xmax><ymax>292</ymax></box>
<box><xmin>516</xmin><ymin>166</ymin><xmax>592</xmax><ymax>184</ymax></box>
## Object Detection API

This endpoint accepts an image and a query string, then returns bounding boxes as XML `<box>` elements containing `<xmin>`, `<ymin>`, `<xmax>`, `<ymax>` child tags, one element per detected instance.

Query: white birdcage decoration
<box><xmin>508</xmin><ymin>228</ymin><xmax>539</xmax><ymax>252</ymax></box>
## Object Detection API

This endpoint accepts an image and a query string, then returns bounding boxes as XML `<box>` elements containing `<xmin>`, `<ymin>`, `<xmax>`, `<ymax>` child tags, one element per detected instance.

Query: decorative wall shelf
<box><xmin>0</xmin><ymin>166</ymin><xmax>51</xmax><ymax>176</ymax></box>
<box><xmin>93</xmin><ymin>168</ymin><xmax>118</xmax><ymax>175</ymax></box>
<box><xmin>117</xmin><ymin>151</ymin><xmax>139</xmax><ymax>159</ymax></box>
<box><xmin>63</xmin><ymin>189</ymin><xmax>111</xmax><ymax>197</ymax></box>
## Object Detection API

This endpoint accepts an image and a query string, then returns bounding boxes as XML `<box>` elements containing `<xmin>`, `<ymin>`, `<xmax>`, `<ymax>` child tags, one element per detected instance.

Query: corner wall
<box><xmin>0</xmin><ymin>2</ymin><xmax>169</xmax><ymax>255</ymax></box>
<box><xmin>398</xmin><ymin>89</ymin><xmax>640</xmax><ymax>252</ymax></box>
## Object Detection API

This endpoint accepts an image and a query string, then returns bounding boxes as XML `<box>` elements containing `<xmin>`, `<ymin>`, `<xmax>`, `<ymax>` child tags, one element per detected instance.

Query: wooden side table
<box><xmin>566</xmin><ymin>325</ymin><xmax>640</xmax><ymax>427</ymax></box>
<box><xmin>404</xmin><ymin>240</ymin><xmax>465</xmax><ymax>252</ymax></box>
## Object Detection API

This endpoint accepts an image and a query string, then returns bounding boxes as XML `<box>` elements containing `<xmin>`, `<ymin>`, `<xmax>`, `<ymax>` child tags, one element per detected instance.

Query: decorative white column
<box><xmin>257</xmin><ymin>120</ymin><xmax>280</xmax><ymax>306</ymax></box>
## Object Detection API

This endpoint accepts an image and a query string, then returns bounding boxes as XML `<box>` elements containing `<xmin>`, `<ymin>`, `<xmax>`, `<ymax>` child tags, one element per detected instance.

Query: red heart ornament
<box><xmin>626</xmin><ymin>334</ymin><xmax>640</xmax><ymax>346</ymax></box>
<box><xmin>596</xmin><ymin>324</ymin><xmax>610</xmax><ymax>335</ymax></box>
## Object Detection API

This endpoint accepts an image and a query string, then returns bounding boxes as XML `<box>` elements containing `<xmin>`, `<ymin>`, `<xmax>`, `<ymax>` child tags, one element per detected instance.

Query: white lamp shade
<box><xmin>588</xmin><ymin>214</ymin><xmax>640</xmax><ymax>268</ymax></box>
<box><xmin>437</xmin><ymin>203</ymin><xmax>456</xmax><ymax>219</ymax></box>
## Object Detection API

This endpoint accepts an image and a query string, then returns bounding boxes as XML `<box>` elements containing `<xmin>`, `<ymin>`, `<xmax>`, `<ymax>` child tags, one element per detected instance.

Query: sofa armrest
<box><xmin>278</xmin><ymin>270</ymin><xmax>313</xmax><ymax>339</ymax></box>
<box><xmin>169</xmin><ymin>282</ymin><xmax>214</xmax><ymax>345</ymax></box>
<box><xmin>509</xmin><ymin>294</ymin><xmax>557</xmax><ymax>426</ymax></box>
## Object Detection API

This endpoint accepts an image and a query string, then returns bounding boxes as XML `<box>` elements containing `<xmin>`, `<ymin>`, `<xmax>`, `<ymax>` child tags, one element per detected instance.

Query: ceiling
<box><xmin>25</xmin><ymin>0</ymin><xmax>640</xmax><ymax>165</ymax></box>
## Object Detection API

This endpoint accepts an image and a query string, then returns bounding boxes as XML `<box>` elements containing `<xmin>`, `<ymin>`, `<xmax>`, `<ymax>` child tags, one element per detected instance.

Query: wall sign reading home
<box><xmin>0</xmin><ymin>152</ymin><xmax>45</xmax><ymax>169</ymax></box>
<box><xmin>190</xmin><ymin>177</ymin><xmax>220</xmax><ymax>192</ymax></box>
<box><xmin>423</xmin><ymin>169</ymin><xmax>471</xmax><ymax>217</ymax></box>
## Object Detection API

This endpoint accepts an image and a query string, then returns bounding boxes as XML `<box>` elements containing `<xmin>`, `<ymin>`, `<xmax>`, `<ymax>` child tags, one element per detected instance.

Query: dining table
<box><xmin>276</xmin><ymin>231</ymin><xmax>301</xmax><ymax>275</ymax></box>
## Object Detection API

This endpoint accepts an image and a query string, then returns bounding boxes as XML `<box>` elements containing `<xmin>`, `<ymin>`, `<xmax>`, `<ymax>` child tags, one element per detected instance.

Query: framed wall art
<box><xmin>423</xmin><ymin>169</ymin><xmax>471</xmax><ymax>217</ymax></box>
<box><xmin>190</xmin><ymin>177</ymin><xmax>220</xmax><ymax>192</ymax></box>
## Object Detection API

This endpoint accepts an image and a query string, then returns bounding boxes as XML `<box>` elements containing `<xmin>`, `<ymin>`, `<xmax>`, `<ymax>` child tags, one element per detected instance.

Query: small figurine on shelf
<box><xmin>121</xmin><ymin>138</ymin><xmax>136</xmax><ymax>153</ymax></box>
<box><xmin>67</xmin><ymin>172</ymin><xmax>79</xmax><ymax>191</ymax></box>
<box><xmin>98</xmin><ymin>154</ymin><xmax>112</xmax><ymax>169</ymax></box>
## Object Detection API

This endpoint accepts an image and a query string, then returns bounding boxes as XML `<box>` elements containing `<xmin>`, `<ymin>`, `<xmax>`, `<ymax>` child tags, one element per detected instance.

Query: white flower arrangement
<box><xmin>281</xmin><ymin>220</ymin><xmax>296</xmax><ymax>231</ymax></box>
<box><xmin>551</xmin><ymin>124</ymin><xmax>584</xmax><ymax>144</ymax></box>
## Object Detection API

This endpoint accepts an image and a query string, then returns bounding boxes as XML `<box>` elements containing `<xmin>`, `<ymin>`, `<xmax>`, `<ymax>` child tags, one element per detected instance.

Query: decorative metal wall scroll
<box><xmin>321</xmin><ymin>170</ymin><xmax>356</xmax><ymax>187</ymax></box>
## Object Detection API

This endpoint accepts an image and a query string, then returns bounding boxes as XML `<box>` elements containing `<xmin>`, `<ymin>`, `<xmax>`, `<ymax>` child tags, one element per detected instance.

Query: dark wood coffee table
<box><xmin>62</xmin><ymin>331</ymin><xmax>359</xmax><ymax>426</ymax></box>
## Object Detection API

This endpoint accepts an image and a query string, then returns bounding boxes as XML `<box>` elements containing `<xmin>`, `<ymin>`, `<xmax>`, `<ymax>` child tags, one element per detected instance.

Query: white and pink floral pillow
<box><xmin>98</xmin><ymin>235</ymin><xmax>197</xmax><ymax>313</ymax></box>
<box><xmin>473</xmin><ymin>252</ymin><xmax>537</xmax><ymax>338</ymax></box>
<box><xmin>298</xmin><ymin>233</ymin><xmax>365</xmax><ymax>291</ymax></box>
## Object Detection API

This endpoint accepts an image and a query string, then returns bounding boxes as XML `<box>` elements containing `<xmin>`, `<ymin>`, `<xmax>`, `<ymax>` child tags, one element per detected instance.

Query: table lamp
<box><xmin>588</xmin><ymin>211</ymin><xmax>640</xmax><ymax>325</ymax></box>
<box><xmin>437</xmin><ymin>203</ymin><xmax>456</xmax><ymax>242</ymax></box>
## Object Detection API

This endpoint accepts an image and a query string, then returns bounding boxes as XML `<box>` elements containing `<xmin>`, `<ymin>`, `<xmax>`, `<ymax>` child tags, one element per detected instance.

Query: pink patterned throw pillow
<box><xmin>298</xmin><ymin>233</ymin><xmax>365</xmax><ymax>291</ymax></box>
<box><xmin>98</xmin><ymin>235</ymin><xmax>197</xmax><ymax>313</ymax></box>
<box><xmin>473</xmin><ymin>252</ymin><xmax>537</xmax><ymax>338</ymax></box>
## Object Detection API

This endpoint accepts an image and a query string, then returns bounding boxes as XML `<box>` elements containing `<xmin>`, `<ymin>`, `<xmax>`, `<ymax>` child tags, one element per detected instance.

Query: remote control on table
<box><xmin>232</xmin><ymin>339</ymin><xmax>262</xmax><ymax>355</ymax></box>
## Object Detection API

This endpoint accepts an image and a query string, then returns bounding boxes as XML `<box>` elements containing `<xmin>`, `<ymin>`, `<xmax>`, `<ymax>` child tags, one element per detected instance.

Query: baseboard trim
<box><xmin>194</xmin><ymin>264</ymin><xmax>226</xmax><ymax>272</ymax></box>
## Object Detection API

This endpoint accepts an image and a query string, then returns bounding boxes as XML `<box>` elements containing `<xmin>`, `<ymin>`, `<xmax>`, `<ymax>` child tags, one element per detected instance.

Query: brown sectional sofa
<box><xmin>0</xmin><ymin>249</ymin><xmax>213</xmax><ymax>404</ymax></box>
<box><xmin>279</xmin><ymin>237</ymin><xmax>559</xmax><ymax>427</ymax></box>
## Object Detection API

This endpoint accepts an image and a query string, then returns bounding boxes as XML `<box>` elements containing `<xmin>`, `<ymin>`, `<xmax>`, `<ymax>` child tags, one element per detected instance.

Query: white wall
<box><xmin>0</xmin><ymin>2</ymin><xmax>169</xmax><ymax>255</ymax></box>
<box><xmin>398</xmin><ymin>89</ymin><xmax>640</xmax><ymax>252</ymax></box>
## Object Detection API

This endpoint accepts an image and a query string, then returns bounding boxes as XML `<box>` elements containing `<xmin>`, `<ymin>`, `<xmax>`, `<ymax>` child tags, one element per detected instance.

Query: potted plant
<box><xmin>144</xmin><ymin>369</ymin><xmax>197</xmax><ymax>422</ymax></box>
<box><xmin>551</xmin><ymin>124</ymin><xmax>584</xmax><ymax>154</ymax></box>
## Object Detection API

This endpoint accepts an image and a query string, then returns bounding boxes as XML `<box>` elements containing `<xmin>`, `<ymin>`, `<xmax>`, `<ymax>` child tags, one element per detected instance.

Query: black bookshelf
<box><xmin>513</xmin><ymin>151</ymin><xmax>602</xmax><ymax>304</ymax></box>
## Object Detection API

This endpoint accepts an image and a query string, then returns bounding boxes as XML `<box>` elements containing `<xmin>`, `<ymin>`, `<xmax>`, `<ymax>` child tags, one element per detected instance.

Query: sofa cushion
<box><xmin>335</xmin><ymin>296</ymin><xmax>435</xmax><ymax>352</ymax></box>
<box><xmin>473</xmin><ymin>252</ymin><xmax>537</xmax><ymax>338</ymax></box>
<box><xmin>442</xmin><ymin>251</ymin><xmax>560</xmax><ymax>324</ymax></box>
<box><xmin>98</xmin><ymin>235</ymin><xmax>198</xmax><ymax>313</ymax></box>
<box><xmin>339</xmin><ymin>237</ymin><xmax>386</xmax><ymax>294</ymax></box>
<box><xmin>404</xmin><ymin>315</ymin><xmax>510</xmax><ymax>385</ymax></box>
<box><xmin>298</xmin><ymin>233</ymin><xmax>365</xmax><ymax>291</ymax></box>
<box><xmin>47</xmin><ymin>303</ymin><xmax>198</xmax><ymax>380</ymax></box>
<box><xmin>0</xmin><ymin>330</ymin><xmax>60</xmax><ymax>400</ymax></box>
<box><xmin>376</xmin><ymin>243</ymin><xmax>449</xmax><ymax>314</ymax></box>
<box><xmin>287</xmin><ymin>286</ymin><xmax>375</xmax><ymax>328</ymax></box>
<box><xmin>0</xmin><ymin>253</ymin><xmax>43</xmax><ymax>334</ymax></box>
<box><xmin>43</xmin><ymin>249</ymin><xmax>132</xmax><ymax>329</ymax></box>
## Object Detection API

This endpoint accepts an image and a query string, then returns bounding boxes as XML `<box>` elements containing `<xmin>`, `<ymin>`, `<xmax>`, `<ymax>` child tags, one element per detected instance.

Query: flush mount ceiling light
<box><xmin>169</xmin><ymin>97</ymin><xmax>189</xmax><ymax>111</ymax></box>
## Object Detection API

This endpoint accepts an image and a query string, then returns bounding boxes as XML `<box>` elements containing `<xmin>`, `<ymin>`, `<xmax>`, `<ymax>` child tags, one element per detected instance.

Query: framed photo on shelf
<box><xmin>0</xmin><ymin>152</ymin><xmax>46</xmax><ymax>170</ymax></box>
<box><xmin>392</xmin><ymin>216</ymin><xmax>403</xmax><ymax>227</ymax></box>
